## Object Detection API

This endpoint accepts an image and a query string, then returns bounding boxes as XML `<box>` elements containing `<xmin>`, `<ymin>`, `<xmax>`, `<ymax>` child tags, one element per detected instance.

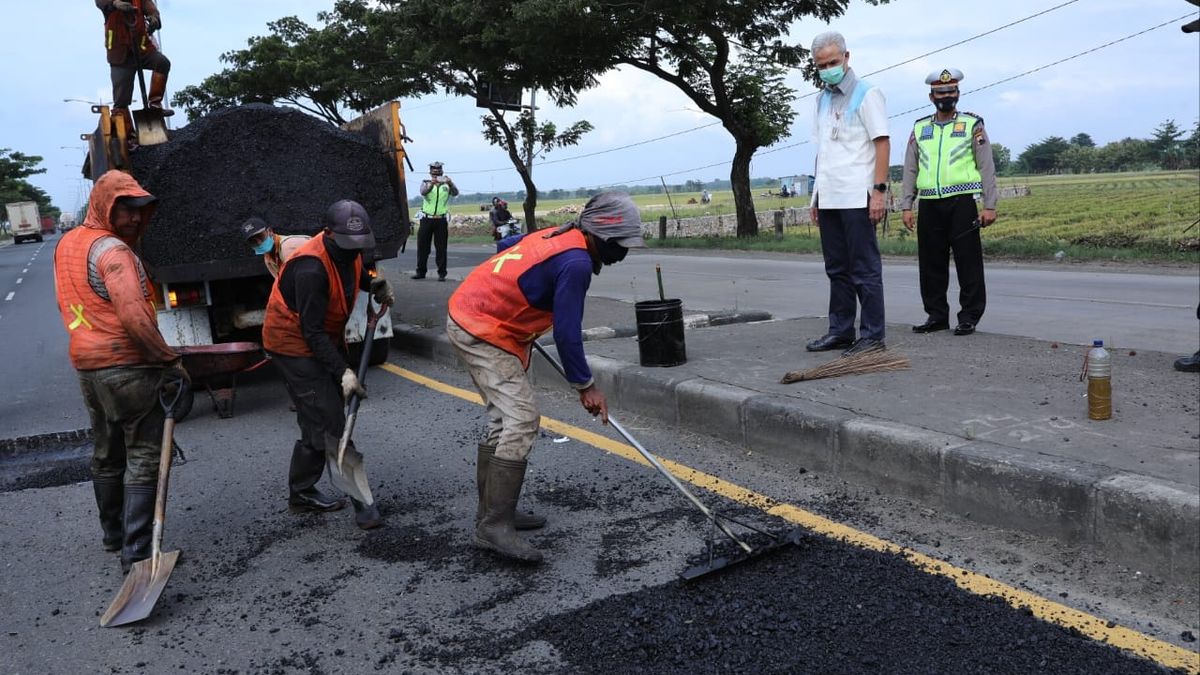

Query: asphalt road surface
<box><xmin>385</xmin><ymin>244</ymin><xmax>1200</xmax><ymax>354</ymax></box>
<box><xmin>2</xmin><ymin>353</ymin><xmax>1197</xmax><ymax>673</ymax></box>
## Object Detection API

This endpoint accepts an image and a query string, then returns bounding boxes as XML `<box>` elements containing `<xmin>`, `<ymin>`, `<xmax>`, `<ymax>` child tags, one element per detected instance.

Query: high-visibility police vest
<box><xmin>262</xmin><ymin>235</ymin><xmax>361</xmax><ymax>357</ymax></box>
<box><xmin>54</xmin><ymin>226</ymin><xmax>158</xmax><ymax>370</ymax></box>
<box><xmin>913</xmin><ymin>112</ymin><xmax>984</xmax><ymax>200</ymax></box>
<box><xmin>422</xmin><ymin>183</ymin><xmax>451</xmax><ymax>217</ymax></box>
<box><xmin>448</xmin><ymin>229</ymin><xmax>589</xmax><ymax>368</ymax></box>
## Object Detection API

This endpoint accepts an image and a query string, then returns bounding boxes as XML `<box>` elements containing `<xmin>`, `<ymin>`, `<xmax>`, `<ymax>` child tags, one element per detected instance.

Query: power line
<box><xmin>586</xmin><ymin>13</ymin><xmax>1196</xmax><ymax>187</ymax></box>
<box><xmin>452</xmin><ymin>121</ymin><xmax>724</xmax><ymax>174</ymax></box>
<box><xmin>453</xmin><ymin>0</ymin><xmax>1087</xmax><ymax>178</ymax></box>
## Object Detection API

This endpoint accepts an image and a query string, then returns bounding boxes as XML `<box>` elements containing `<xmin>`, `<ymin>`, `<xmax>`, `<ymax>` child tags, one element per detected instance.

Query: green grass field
<box><xmin>449</xmin><ymin>171</ymin><xmax>1200</xmax><ymax>262</ymax></box>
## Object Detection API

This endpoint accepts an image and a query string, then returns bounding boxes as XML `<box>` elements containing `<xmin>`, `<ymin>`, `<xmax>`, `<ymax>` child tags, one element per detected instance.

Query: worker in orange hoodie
<box><xmin>54</xmin><ymin>169</ymin><xmax>189</xmax><ymax>574</ymax></box>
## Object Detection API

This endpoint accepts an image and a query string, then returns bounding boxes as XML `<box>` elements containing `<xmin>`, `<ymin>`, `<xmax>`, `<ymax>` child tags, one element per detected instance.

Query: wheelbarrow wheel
<box><xmin>173</xmin><ymin>386</ymin><xmax>195</xmax><ymax>423</ymax></box>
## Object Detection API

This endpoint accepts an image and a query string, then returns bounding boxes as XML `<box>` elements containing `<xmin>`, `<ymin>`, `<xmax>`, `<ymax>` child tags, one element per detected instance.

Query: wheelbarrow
<box><xmin>174</xmin><ymin>342</ymin><xmax>269</xmax><ymax>421</ymax></box>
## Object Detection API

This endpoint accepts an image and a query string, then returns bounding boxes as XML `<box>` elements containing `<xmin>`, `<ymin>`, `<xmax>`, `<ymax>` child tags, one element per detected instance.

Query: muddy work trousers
<box><xmin>446</xmin><ymin>319</ymin><xmax>540</xmax><ymax>461</ymax></box>
<box><xmin>110</xmin><ymin>51</ymin><xmax>171</xmax><ymax>109</ymax></box>
<box><xmin>78</xmin><ymin>366</ymin><xmax>168</xmax><ymax>486</ymax></box>
<box><xmin>271</xmin><ymin>353</ymin><xmax>373</xmax><ymax>504</ymax></box>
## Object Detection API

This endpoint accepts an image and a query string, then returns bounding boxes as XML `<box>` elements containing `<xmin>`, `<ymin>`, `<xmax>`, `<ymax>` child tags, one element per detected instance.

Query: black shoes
<box><xmin>437</xmin><ymin>275</ymin><xmax>447</xmax><ymax>282</ymax></box>
<box><xmin>410</xmin><ymin>273</ymin><xmax>426</xmax><ymax>280</ymax></box>
<box><xmin>953</xmin><ymin>322</ymin><xmax>976</xmax><ymax>336</ymax></box>
<box><xmin>842</xmin><ymin>338</ymin><xmax>885</xmax><ymax>357</ymax></box>
<box><xmin>806</xmin><ymin>334</ymin><xmax>855</xmax><ymax>352</ymax></box>
<box><xmin>288</xmin><ymin>488</ymin><xmax>347</xmax><ymax>513</ymax></box>
<box><xmin>912</xmin><ymin>319</ymin><xmax>950</xmax><ymax>334</ymax></box>
<box><xmin>1175</xmin><ymin>351</ymin><xmax>1200</xmax><ymax>373</ymax></box>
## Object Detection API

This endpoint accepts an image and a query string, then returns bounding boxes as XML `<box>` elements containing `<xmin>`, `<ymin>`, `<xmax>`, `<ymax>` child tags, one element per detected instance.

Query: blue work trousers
<box><xmin>818</xmin><ymin>207</ymin><xmax>885</xmax><ymax>341</ymax></box>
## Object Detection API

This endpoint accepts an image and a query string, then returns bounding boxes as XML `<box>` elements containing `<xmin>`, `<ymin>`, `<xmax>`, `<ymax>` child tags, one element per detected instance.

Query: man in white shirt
<box><xmin>807</xmin><ymin>31</ymin><xmax>891</xmax><ymax>356</ymax></box>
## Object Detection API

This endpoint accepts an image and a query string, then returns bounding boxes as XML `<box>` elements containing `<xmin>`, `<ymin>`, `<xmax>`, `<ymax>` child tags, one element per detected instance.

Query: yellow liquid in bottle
<box><xmin>1088</xmin><ymin>377</ymin><xmax>1112</xmax><ymax>420</ymax></box>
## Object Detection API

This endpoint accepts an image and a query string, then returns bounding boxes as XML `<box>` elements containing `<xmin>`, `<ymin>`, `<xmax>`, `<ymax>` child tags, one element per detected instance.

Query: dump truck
<box><xmin>5</xmin><ymin>201</ymin><xmax>42</xmax><ymax>244</ymax></box>
<box><xmin>82</xmin><ymin>102</ymin><xmax>413</xmax><ymax>364</ymax></box>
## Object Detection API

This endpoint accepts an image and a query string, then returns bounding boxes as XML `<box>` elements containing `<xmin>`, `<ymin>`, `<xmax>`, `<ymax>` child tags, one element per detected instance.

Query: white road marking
<box><xmin>4</xmin><ymin>292</ymin><xmax>14</xmax><ymax>301</ymax></box>
<box><xmin>22</xmin><ymin>268</ymin><xmax>28</xmax><ymax>273</ymax></box>
<box><xmin>16</xmin><ymin>278</ymin><xmax>22</xmax><ymax>284</ymax></box>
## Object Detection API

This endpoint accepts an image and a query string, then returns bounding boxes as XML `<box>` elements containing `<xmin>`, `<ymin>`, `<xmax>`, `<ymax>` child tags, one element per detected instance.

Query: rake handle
<box><xmin>532</xmin><ymin>342</ymin><xmax>752</xmax><ymax>554</ymax></box>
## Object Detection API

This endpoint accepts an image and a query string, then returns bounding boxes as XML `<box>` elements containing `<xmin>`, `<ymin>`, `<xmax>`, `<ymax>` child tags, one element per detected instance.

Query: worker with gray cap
<box><xmin>446</xmin><ymin>192</ymin><xmax>645</xmax><ymax>564</ymax></box>
<box><xmin>900</xmin><ymin>68</ymin><xmax>999</xmax><ymax>337</ymax></box>
<box><xmin>262</xmin><ymin>199</ymin><xmax>395</xmax><ymax>530</ymax></box>
<box><xmin>413</xmin><ymin>161</ymin><xmax>459</xmax><ymax>280</ymax></box>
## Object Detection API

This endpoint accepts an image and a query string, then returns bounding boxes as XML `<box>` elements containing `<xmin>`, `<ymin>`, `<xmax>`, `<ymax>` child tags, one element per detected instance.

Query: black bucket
<box><xmin>635</xmin><ymin>299</ymin><xmax>687</xmax><ymax>367</ymax></box>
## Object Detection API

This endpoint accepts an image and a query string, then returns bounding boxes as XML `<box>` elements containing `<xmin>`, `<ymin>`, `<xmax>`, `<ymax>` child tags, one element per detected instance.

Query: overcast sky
<box><xmin>5</xmin><ymin>0</ymin><xmax>1198</xmax><ymax>214</ymax></box>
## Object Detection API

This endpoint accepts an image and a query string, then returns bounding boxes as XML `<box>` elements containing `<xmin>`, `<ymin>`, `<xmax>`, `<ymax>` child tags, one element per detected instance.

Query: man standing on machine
<box><xmin>96</xmin><ymin>0</ymin><xmax>173</xmax><ymax>144</ymax></box>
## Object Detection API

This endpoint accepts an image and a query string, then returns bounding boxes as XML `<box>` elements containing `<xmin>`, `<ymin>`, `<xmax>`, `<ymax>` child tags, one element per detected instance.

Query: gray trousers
<box><xmin>110</xmin><ymin>51</ymin><xmax>171</xmax><ymax>108</ymax></box>
<box><xmin>446</xmin><ymin>319</ymin><xmax>540</xmax><ymax>461</ymax></box>
<box><xmin>78</xmin><ymin>366</ymin><xmax>167</xmax><ymax>486</ymax></box>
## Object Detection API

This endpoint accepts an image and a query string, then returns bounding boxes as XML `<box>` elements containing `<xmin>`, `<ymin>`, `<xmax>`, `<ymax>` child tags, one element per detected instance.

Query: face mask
<box><xmin>596</xmin><ymin>237</ymin><xmax>628</xmax><ymax>266</ymax></box>
<box><xmin>934</xmin><ymin>96</ymin><xmax>958</xmax><ymax>112</ymax></box>
<box><xmin>818</xmin><ymin>64</ymin><xmax>846</xmax><ymax>86</ymax></box>
<box><xmin>253</xmin><ymin>237</ymin><xmax>274</xmax><ymax>255</ymax></box>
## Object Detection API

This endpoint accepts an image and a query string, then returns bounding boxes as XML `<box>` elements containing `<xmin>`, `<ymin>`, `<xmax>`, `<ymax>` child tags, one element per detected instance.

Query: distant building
<box><xmin>778</xmin><ymin>175</ymin><xmax>813</xmax><ymax>197</ymax></box>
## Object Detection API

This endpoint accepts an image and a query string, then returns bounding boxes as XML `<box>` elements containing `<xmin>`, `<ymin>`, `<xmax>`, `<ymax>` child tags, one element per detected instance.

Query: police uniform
<box><xmin>414</xmin><ymin>161</ymin><xmax>459</xmax><ymax>280</ymax></box>
<box><xmin>900</xmin><ymin>68</ymin><xmax>999</xmax><ymax>335</ymax></box>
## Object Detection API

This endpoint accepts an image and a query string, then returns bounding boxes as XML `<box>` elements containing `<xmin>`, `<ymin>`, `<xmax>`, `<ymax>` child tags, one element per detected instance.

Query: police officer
<box><xmin>900</xmin><ymin>68</ymin><xmax>999</xmax><ymax>336</ymax></box>
<box><xmin>412</xmin><ymin>161</ymin><xmax>458</xmax><ymax>280</ymax></box>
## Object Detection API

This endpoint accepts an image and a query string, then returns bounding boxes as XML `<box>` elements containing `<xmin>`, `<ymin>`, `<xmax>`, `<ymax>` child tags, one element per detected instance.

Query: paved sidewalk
<box><xmin>389</xmin><ymin>274</ymin><xmax>1200</xmax><ymax>585</ymax></box>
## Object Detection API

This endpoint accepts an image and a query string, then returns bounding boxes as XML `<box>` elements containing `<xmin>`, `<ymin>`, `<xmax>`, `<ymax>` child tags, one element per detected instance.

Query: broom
<box><xmin>780</xmin><ymin>349</ymin><xmax>911</xmax><ymax>384</ymax></box>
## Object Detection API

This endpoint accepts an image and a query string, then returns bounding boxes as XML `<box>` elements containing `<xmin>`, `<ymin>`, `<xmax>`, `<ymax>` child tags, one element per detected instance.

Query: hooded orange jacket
<box><xmin>54</xmin><ymin>170</ymin><xmax>177</xmax><ymax>370</ymax></box>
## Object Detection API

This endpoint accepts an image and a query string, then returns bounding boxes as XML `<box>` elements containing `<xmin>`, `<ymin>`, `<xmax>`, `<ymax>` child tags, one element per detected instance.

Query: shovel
<box><xmin>336</xmin><ymin>298</ymin><xmax>389</xmax><ymax>472</ymax></box>
<box><xmin>531</xmin><ymin>342</ymin><xmax>803</xmax><ymax>581</ymax></box>
<box><xmin>127</xmin><ymin>19</ymin><xmax>168</xmax><ymax>146</ymax></box>
<box><xmin>100</xmin><ymin>375</ymin><xmax>187</xmax><ymax>627</ymax></box>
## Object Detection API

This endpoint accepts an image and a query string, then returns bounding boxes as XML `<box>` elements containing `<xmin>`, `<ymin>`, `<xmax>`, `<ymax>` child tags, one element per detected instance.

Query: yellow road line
<box><xmin>379</xmin><ymin>362</ymin><xmax>1200</xmax><ymax>673</ymax></box>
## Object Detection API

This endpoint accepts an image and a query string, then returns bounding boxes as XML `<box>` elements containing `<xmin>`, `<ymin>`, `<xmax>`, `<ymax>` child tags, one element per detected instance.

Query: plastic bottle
<box><xmin>1086</xmin><ymin>340</ymin><xmax>1112</xmax><ymax>421</ymax></box>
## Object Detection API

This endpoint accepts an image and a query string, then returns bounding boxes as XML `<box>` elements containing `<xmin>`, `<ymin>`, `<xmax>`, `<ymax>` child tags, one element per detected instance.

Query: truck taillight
<box><xmin>167</xmin><ymin>284</ymin><xmax>206</xmax><ymax>309</ymax></box>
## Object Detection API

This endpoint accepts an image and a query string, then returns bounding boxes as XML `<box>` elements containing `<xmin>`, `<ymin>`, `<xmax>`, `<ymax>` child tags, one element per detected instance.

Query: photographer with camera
<box><xmin>413</xmin><ymin>161</ymin><xmax>458</xmax><ymax>281</ymax></box>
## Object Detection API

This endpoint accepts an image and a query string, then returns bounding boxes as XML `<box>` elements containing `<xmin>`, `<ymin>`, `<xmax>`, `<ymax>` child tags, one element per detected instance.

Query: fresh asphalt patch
<box><xmin>0</xmin><ymin>357</ymin><xmax>1193</xmax><ymax>674</ymax></box>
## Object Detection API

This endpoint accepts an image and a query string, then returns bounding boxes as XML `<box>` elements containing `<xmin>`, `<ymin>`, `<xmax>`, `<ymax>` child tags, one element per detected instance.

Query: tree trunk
<box><xmin>730</xmin><ymin>141</ymin><xmax>758</xmax><ymax>237</ymax></box>
<box><xmin>520</xmin><ymin>180</ymin><xmax>538</xmax><ymax>232</ymax></box>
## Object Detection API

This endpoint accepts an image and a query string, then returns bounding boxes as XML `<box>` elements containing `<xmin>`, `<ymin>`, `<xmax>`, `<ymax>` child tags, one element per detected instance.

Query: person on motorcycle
<box><xmin>489</xmin><ymin>198</ymin><xmax>514</xmax><ymax>241</ymax></box>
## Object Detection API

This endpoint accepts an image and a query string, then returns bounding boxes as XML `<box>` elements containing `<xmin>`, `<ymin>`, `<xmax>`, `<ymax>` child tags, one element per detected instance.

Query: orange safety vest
<box><xmin>103</xmin><ymin>0</ymin><xmax>159</xmax><ymax>65</ymax></box>
<box><xmin>262</xmin><ymin>235</ymin><xmax>361</xmax><ymax>357</ymax></box>
<box><xmin>448</xmin><ymin>229</ymin><xmax>589</xmax><ymax>367</ymax></box>
<box><xmin>54</xmin><ymin>226</ymin><xmax>157</xmax><ymax>370</ymax></box>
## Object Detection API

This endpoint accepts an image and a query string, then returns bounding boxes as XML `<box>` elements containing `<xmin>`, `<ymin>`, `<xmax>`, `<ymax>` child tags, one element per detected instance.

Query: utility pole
<box><xmin>523</xmin><ymin>88</ymin><xmax>537</xmax><ymax>179</ymax></box>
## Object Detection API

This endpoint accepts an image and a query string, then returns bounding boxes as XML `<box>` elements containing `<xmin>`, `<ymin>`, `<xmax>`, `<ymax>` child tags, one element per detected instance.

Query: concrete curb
<box><xmin>580</xmin><ymin>309</ymin><xmax>773</xmax><ymax>343</ymax></box>
<box><xmin>390</xmin><ymin>323</ymin><xmax>1200</xmax><ymax>584</ymax></box>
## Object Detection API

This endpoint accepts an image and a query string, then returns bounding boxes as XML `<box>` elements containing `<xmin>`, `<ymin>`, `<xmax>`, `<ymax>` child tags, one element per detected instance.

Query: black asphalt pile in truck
<box><xmin>131</xmin><ymin>103</ymin><xmax>405</xmax><ymax>280</ymax></box>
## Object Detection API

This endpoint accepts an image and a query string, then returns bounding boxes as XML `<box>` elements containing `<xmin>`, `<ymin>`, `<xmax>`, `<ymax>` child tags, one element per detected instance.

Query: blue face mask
<box><xmin>253</xmin><ymin>237</ymin><xmax>274</xmax><ymax>255</ymax></box>
<box><xmin>819</xmin><ymin>64</ymin><xmax>846</xmax><ymax>86</ymax></box>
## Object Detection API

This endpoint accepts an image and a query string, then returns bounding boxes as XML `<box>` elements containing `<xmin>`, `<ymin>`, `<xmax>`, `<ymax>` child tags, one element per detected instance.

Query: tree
<box><xmin>990</xmin><ymin>143</ymin><xmax>1011</xmax><ymax>175</ymax></box>
<box><xmin>1069</xmin><ymin>133</ymin><xmax>1095</xmax><ymax>148</ymax></box>
<box><xmin>599</xmin><ymin>0</ymin><xmax>885</xmax><ymax>237</ymax></box>
<box><xmin>1149</xmin><ymin>119</ymin><xmax>1186</xmax><ymax>169</ymax></box>
<box><xmin>342</xmin><ymin>0</ymin><xmax>609</xmax><ymax>229</ymax></box>
<box><xmin>1016</xmin><ymin>136</ymin><xmax>1070</xmax><ymax>174</ymax></box>
<box><xmin>0</xmin><ymin>148</ymin><xmax>57</xmax><ymax>216</ymax></box>
<box><xmin>1093</xmin><ymin>137</ymin><xmax>1153</xmax><ymax>172</ymax></box>
<box><xmin>172</xmin><ymin>11</ymin><xmax>431</xmax><ymax>124</ymax></box>
<box><xmin>1058</xmin><ymin>144</ymin><xmax>1097</xmax><ymax>174</ymax></box>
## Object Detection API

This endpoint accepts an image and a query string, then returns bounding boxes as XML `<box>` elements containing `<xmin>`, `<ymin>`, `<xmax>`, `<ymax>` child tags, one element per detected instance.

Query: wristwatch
<box><xmin>873</xmin><ymin>183</ymin><xmax>888</xmax><ymax>193</ymax></box>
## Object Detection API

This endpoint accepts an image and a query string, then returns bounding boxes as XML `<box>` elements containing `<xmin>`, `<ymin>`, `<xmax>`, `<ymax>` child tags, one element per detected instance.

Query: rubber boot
<box><xmin>350</xmin><ymin>498</ymin><xmax>383</xmax><ymax>530</ymax></box>
<box><xmin>113</xmin><ymin>107</ymin><xmax>138</xmax><ymax>149</ymax></box>
<box><xmin>120</xmin><ymin>484</ymin><xmax>156</xmax><ymax>574</ymax></box>
<box><xmin>92</xmin><ymin>477</ymin><xmax>124</xmax><ymax>552</ymax></box>
<box><xmin>476</xmin><ymin>444</ymin><xmax>545</xmax><ymax>530</ymax></box>
<box><xmin>148</xmin><ymin>71</ymin><xmax>175</xmax><ymax>116</ymax></box>
<box><xmin>474</xmin><ymin>456</ymin><xmax>543</xmax><ymax>563</ymax></box>
<box><xmin>288</xmin><ymin>441</ymin><xmax>346</xmax><ymax>513</ymax></box>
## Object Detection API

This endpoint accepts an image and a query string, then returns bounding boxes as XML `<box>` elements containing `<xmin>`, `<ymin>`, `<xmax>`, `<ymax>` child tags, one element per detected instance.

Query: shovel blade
<box><xmin>99</xmin><ymin>549</ymin><xmax>180</xmax><ymax>627</ymax></box>
<box><xmin>132</xmin><ymin>109</ymin><xmax>169</xmax><ymax>146</ymax></box>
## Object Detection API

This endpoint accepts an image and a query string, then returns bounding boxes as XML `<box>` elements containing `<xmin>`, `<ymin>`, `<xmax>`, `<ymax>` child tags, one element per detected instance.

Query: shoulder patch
<box><xmin>915</xmin><ymin>114</ymin><xmax>933</xmax><ymax>124</ymax></box>
<box><xmin>959</xmin><ymin>111</ymin><xmax>984</xmax><ymax>124</ymax></box>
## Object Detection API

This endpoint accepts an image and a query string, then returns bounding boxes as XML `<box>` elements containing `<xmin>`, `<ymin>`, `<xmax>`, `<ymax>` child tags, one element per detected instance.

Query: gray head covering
<box><xmin>324</xmin><ymin>199</ymin><xmax>376</xmax><ymax>250</ymax></box>
<box><xmin>577</xmin><ymin>192</ymin><xmax>646</xmax><ymax>248</ymax></box>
